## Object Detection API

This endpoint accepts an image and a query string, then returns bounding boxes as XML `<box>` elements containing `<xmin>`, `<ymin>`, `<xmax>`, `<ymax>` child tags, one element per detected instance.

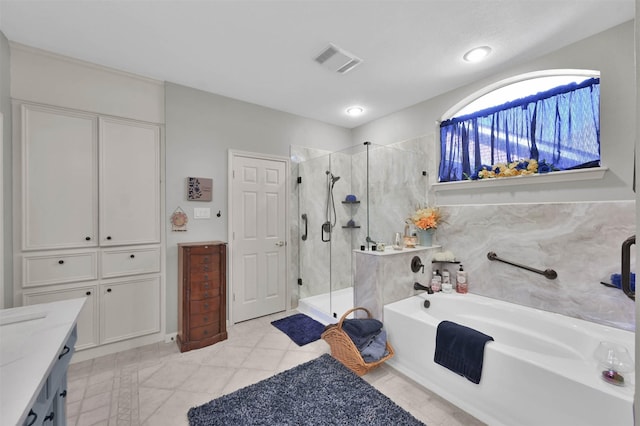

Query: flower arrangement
<box><xmin>465</xmin><ymin>159</ymin><xmax>556</xmax><ymax>180</ymax></box>
<box><xmin>408</xmin><ymin>206</ymin><xmax>442</xmax><ymax>231</ymax></box>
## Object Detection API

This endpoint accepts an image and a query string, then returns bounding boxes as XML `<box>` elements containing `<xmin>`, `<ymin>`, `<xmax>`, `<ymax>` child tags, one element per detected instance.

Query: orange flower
<box><xmin>409</xmin><ymin>207</ymin><xmax>442</xmax><ymax>230</ymax></box>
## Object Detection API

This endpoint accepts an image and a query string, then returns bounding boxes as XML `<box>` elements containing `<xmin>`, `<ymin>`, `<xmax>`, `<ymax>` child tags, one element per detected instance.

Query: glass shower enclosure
<box><xmin>293</xmin><ymin>141</ymin><xmax>428</xmax><ymax>322</ymax></box>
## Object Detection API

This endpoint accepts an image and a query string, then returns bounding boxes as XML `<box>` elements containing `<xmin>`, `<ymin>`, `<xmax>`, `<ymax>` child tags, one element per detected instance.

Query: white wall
<box><xmin>164</xmin><ymin>82</ymin><xmax>352</xmax><ymax>334</ymax></box>
<box><xmin>0</xmin><ymin>31</ymin><xmax>11</xmax><ymax>308</ymax></box>
<box><xmin>352</xmin><ymin>20</ymin><xmax>636</xmax><ymax>205</ymax></box>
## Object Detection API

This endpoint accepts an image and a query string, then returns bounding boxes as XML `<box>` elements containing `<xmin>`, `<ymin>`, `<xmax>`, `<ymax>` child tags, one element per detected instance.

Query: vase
<box><xmin>417</xmin><ymin>229</ymin><xmax>434</xmax><ymax>246</ymax></box>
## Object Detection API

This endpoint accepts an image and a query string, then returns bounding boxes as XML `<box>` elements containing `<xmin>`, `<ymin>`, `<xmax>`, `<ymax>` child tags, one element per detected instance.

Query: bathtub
<box><xmin>383</xmin><ymin>293</ymin><xmax>635</xmax><ymax>426</ymax></box>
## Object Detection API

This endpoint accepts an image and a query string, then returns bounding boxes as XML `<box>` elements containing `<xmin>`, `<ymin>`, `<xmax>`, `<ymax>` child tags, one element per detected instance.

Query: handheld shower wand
<box><xmin>322</xmin><ymin>171</ymin><xmax>340</xmax><ymax>242</ymax></box>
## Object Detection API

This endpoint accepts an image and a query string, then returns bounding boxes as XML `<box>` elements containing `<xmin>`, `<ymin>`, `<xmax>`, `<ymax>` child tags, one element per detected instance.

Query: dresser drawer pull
<box><xmin>203</xmin><ymin>316</ymin><xmax>208</xmax><ymax>322</ymax></box>
<box><xmin>26</xmin><ymin>409</ymin><xmax>37</xmax><ymax>426</ymax></box>
<box><xmin>204</xmin><ymin>274</ymin><xmax>209</xmax><ymax>280</ymax></box>
<box><xmin>203</xmin><ymin>266</ymin><xmax>209</xmax><ymax>271</ymax></box>
<box><xmin>204</xmin><ymin>283</ymin><xmax>210</xmax><ymax>289</ymax></box>
<box><xmin>58</xmin><ymin>345</ymin><xmax>70</xmax><ymax>360</ymax></box>
<box><xmin>44</xmin><ymin>412</ymin><xmax>54</xmax><ymax>422</ymax></box>
<box><xmin>130</xmin><ymin>254</ymin><xmax>135</xmax><ymax>259</ymax></box>
<box><xmin>203</xmin><ymin>257</ymin><xmax>210</xmax><ymax>263</ymax></box>
<box><xmin>204</xmin><ymin>292</ymin><xmax>209</xmax><ymax>298</ymax></box>
<box><xmin>203</xmin><ymin>330</ymin><xmax>208</xmax><ymax>335</ymax></box>
<box><xmin>58</xmin><ymin>260</ymin><xmax>64</xmax><ymax>265</ymax></box>
<box><xmin>204</xmin><ymin>304</ymin><xmax>209</xmax><ymax>309</ymax></box>
<box><xmin>85</xmin><ymin>236</ymin><xmax>91</xmax><ymax>241</ymax></box>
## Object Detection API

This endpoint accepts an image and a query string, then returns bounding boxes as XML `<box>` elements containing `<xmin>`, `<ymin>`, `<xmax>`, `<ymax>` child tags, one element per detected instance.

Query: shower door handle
<box><xmin>301</xmin><ymin>214</ymin><xmax>308</xmax><ymax>241</ymax></box>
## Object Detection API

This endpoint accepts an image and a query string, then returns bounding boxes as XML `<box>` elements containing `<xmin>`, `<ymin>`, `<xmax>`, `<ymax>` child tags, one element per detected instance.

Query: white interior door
<box><xmin>231</xmin><ymin>153</ymin><xmax>287</xmax><ymax>323</ymax></box>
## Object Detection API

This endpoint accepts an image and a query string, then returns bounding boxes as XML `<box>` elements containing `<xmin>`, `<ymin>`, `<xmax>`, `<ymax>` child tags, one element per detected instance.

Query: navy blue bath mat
<box><xmin>270</xmin><ymin>313</ymin><xmax>325</xmax><ymax>346</ymax></box>
<box><xmin>188</xmin><ymin>353</ymin><xmax>425</xmax><ymax>426</ymax></box>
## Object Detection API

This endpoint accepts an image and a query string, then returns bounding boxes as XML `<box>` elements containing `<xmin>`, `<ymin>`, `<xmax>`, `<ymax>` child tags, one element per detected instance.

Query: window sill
<box><xmin>432</xmin><ymin>167</ymin><xmax>608</xmax><ymax>192</ymax></box>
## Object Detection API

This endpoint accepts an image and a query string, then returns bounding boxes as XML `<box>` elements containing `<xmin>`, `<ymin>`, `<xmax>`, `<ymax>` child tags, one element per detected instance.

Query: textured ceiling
<box><xmin>0</xmin><ymin>0</ymin><xmax>634</xmax><ymax>128</ymax></box>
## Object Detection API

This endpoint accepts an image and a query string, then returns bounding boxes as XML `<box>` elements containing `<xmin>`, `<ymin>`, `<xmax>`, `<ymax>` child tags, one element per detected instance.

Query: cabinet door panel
<box><xmin>23</xmin><ymin>286</ymin><xmax>98</xmax><ymax>350</ymax></box>
<box><xmin>101</xmin><ymin>246</ymin><xmax>161</xmax><ymax>278</ymax></box>
<box><xmin>21</xmin><ymin>105</ymin><xmax>98</xmax><ymax>250</ymax></box>
<box><xmin>101</xmin><ymin>277</ymin><xmax>160</xmax><ymax>344</ymax></box>
<box><xmin>23</xmin><ymin>250</ymin><xmax>98</xmax><ymax>287</ymax></box>
<box><xmin>99</xmin><ymin>118</ymin><xmax>160</xmax><ymax>246</ymax></box>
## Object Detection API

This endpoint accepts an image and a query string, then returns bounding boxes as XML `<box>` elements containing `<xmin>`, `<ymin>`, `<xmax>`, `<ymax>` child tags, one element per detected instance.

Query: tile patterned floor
<box><xmin>66</xmin><ymin>310</ymin><xmax>486</xmax><ymax>426</ymax></box>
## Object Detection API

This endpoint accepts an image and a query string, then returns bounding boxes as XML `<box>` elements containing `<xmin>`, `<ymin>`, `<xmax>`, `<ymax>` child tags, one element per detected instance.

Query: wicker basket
<box><xmin>321</xmin><ymin>307</ymin><xmax>394</xmax><ymax>376</ymax></box>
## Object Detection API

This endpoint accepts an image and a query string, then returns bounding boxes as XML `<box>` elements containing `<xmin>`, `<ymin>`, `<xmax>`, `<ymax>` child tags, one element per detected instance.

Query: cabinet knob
<box><xmin>86</xmin><ymin>291</ymin><xmax>92</xmax><ymax>296</ymax></box>
<box><xmin>130</xmin><ymin>254</ymin><xmax>135</xmax><ymax>259</ymax></box>
<box><xmin>58</xmin><ymin>260</ymin><xmax>64</xmax><ymax>265</ymax></box>
<box><xmin>85</xmin><ymin>236</ymin><xmax>91</xmax><ymax>241</ymax></box>
<box><xmin>107</xmin><ymin>288</ymin><xmax>112</xmax><ymax>293</ymax></box>
<box><xmin>106</xmin><ymin>236</ymin><xmax>112</xmax><ymax>240</ymax></box>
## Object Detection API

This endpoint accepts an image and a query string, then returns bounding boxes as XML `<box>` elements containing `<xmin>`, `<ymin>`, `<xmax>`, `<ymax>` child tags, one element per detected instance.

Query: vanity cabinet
<box><xmin>0</xmin><ymin>298</ymin><xmax>84</xmax><ymax>426</ymax></box>
<box><xmin>177</xmin><ymin>242</ymin><xmax>227</xmax><ymax>352</ymax></box>
<box><xmin>14</xmin><ymin>102</ymin><xmax>163</xmax><ymax>354</ymax></box>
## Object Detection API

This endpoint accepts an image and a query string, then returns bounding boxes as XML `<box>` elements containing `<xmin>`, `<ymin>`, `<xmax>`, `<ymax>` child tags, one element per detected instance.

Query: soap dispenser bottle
<box><xmin>456</xmin><ymin>264</ymin><xmax>468</xmax><ymax>294</ymax></box>
<box><xmin>430</xmin><ymin>270</ymin><xmax>441</xmax><ymax>292</ymax></box>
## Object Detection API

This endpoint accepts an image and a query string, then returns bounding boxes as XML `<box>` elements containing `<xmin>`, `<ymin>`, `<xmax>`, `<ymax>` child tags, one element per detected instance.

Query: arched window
<box><xmin>438</xmin><ymin>70</ymin><xmax>600</xmax><ymax>182</ymax></box>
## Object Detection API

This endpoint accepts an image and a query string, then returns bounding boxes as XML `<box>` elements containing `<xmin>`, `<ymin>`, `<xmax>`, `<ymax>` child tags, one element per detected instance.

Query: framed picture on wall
<box><xmin>187</xmin><ymin>177</ymin><xmax>213</xmax><ymax>201</ymax></box>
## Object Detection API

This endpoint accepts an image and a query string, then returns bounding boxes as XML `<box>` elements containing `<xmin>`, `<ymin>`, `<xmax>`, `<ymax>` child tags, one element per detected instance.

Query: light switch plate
<box><xmin>193</xmin><ymin>208</ymin><xmax>211</xmax><ymax>219</ymax></box>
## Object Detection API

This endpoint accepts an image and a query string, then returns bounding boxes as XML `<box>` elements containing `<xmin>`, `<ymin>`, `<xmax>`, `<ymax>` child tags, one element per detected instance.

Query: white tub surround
<box><xmin>384</xmin><ymin>293</ymin><xmax>634</xmax><ymax>426</ymax></box>
<box><xmin>354</xmin><ymin>245</ymin><xmax>439</xmax><ymax>320</ymax></box>
<box><xmin>437</xmin><ymin>201</ymin><xmax>635</xmax><ymax>330</ymax></box>
<box><xmin>1</xmin><ymin>297</ymin><xmax>85</xmax><ymax>426</ymax></box>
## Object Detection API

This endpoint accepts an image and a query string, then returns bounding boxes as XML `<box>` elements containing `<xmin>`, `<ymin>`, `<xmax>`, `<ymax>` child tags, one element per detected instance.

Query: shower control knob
<box><xmin>275</xmin><ymin>241</ymin><xmax>285</xmax><ymax>247</ymax></box>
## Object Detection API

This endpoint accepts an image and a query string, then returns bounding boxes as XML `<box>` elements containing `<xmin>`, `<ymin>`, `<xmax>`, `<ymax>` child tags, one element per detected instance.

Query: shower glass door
<box><xmin>293</xmin><ymin>139</ymin><xmax>428</xmax><ymax>322</ymax></box>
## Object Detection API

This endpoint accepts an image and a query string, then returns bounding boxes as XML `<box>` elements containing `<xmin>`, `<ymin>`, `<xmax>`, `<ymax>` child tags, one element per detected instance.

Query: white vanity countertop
<box><xmin>0</xmin><ymin>297</ymin><xmax>85</xmax><ymax>426</ymax></box>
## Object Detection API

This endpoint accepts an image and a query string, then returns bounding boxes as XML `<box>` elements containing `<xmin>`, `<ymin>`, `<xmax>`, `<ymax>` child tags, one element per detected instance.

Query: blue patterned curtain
<box><xmin>439</xmin><ymin>78</ymin><xmax>600</xmax><ymax>182</ymax></box>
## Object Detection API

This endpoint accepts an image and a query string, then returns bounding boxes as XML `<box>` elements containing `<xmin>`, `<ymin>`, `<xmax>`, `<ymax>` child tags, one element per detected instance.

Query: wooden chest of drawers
<box><xmin>177</xmin><ymin>241</ymin><xmax>227</xmax><ymax>352</ymax></box>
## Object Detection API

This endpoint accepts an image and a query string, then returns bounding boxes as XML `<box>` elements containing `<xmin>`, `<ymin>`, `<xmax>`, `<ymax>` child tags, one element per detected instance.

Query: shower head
<box><xmin>326</xmin><ymin>171</ymin><xmax>340</xmax><ymax>184</ymax></box>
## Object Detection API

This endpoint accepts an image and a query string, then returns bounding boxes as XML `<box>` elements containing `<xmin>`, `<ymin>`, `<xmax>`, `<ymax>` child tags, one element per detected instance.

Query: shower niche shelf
<box><xmin>342</xmin><ymin>199</ymin><xmax>360</xmax><ymax>228</ymax></box>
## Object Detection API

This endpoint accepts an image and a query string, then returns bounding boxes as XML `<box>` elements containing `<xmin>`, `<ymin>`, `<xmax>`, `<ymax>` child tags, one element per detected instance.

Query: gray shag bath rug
<box><xmin>188</xmin><ymin>353</ymin><xmax>425</xmax><ymax>425</ymax></box>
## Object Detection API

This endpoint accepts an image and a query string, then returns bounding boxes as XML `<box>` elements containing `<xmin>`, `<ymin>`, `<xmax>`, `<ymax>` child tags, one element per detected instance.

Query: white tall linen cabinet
<box><xmin>13</xmin><ymin>102</ymin><xmax>163</xmax><ymax>354</ymax></box>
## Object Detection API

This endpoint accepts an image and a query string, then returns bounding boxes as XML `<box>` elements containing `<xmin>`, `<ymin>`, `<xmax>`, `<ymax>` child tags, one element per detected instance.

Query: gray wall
<box><xmin>164</xmin><ymin>82</ymin><xmax>352</xmax><ymax>333</ymax></box>
<box><xmin>352</xmin><ymin>20</ymin><xmax>636</xmax><ymax>205</ymax></box>
<box><xmin>1</xmin><ymin>31</ymin><xmax>11</xmax><ymax>307</ymax></box>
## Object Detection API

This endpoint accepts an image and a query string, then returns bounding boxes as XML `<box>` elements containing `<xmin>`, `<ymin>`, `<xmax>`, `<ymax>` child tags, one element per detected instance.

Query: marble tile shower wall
<box><xmin>436</xmin><ymin>201</ymin><xmax>635</xmax><ymax>331</ymax></box>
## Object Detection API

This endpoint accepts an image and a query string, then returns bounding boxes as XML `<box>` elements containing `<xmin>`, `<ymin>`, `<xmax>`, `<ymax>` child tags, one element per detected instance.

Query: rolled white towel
<box><xmin>433</xmin><ymin>251</ymin><xmax>456</xmax><ymax>262</ymax></box>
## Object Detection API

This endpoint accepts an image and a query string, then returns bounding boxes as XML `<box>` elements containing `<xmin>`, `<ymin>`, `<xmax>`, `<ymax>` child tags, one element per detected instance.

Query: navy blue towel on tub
<box><xmin>434</xmin><ymin>320</ymin><xmax>494</xmax><ymax>384</ymax></box>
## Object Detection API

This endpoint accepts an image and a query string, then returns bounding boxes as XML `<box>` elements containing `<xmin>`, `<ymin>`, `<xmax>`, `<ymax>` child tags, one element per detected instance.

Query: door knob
<box><xmin>275</xmin><ymin>241</ymin><xmax>285</xmax><ymax>247</ymax></box>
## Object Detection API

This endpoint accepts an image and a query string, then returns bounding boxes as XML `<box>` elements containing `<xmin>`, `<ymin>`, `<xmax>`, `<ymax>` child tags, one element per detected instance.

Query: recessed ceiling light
<box><xmin>346</xmin><ymin>106</ymin><xmax>364</xmax><ymax>116</ymax></box>
<box><xmin>463</xmin><ymin>46</ymin><xmax>492</xmax><ymax>63</ymax></box>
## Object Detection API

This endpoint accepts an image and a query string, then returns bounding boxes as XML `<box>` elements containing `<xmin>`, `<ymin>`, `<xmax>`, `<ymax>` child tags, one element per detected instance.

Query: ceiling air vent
<box><xmin>314</xmin><ymin>43</ymin><xmax>362</xmax><ymax>74</ymax></box>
